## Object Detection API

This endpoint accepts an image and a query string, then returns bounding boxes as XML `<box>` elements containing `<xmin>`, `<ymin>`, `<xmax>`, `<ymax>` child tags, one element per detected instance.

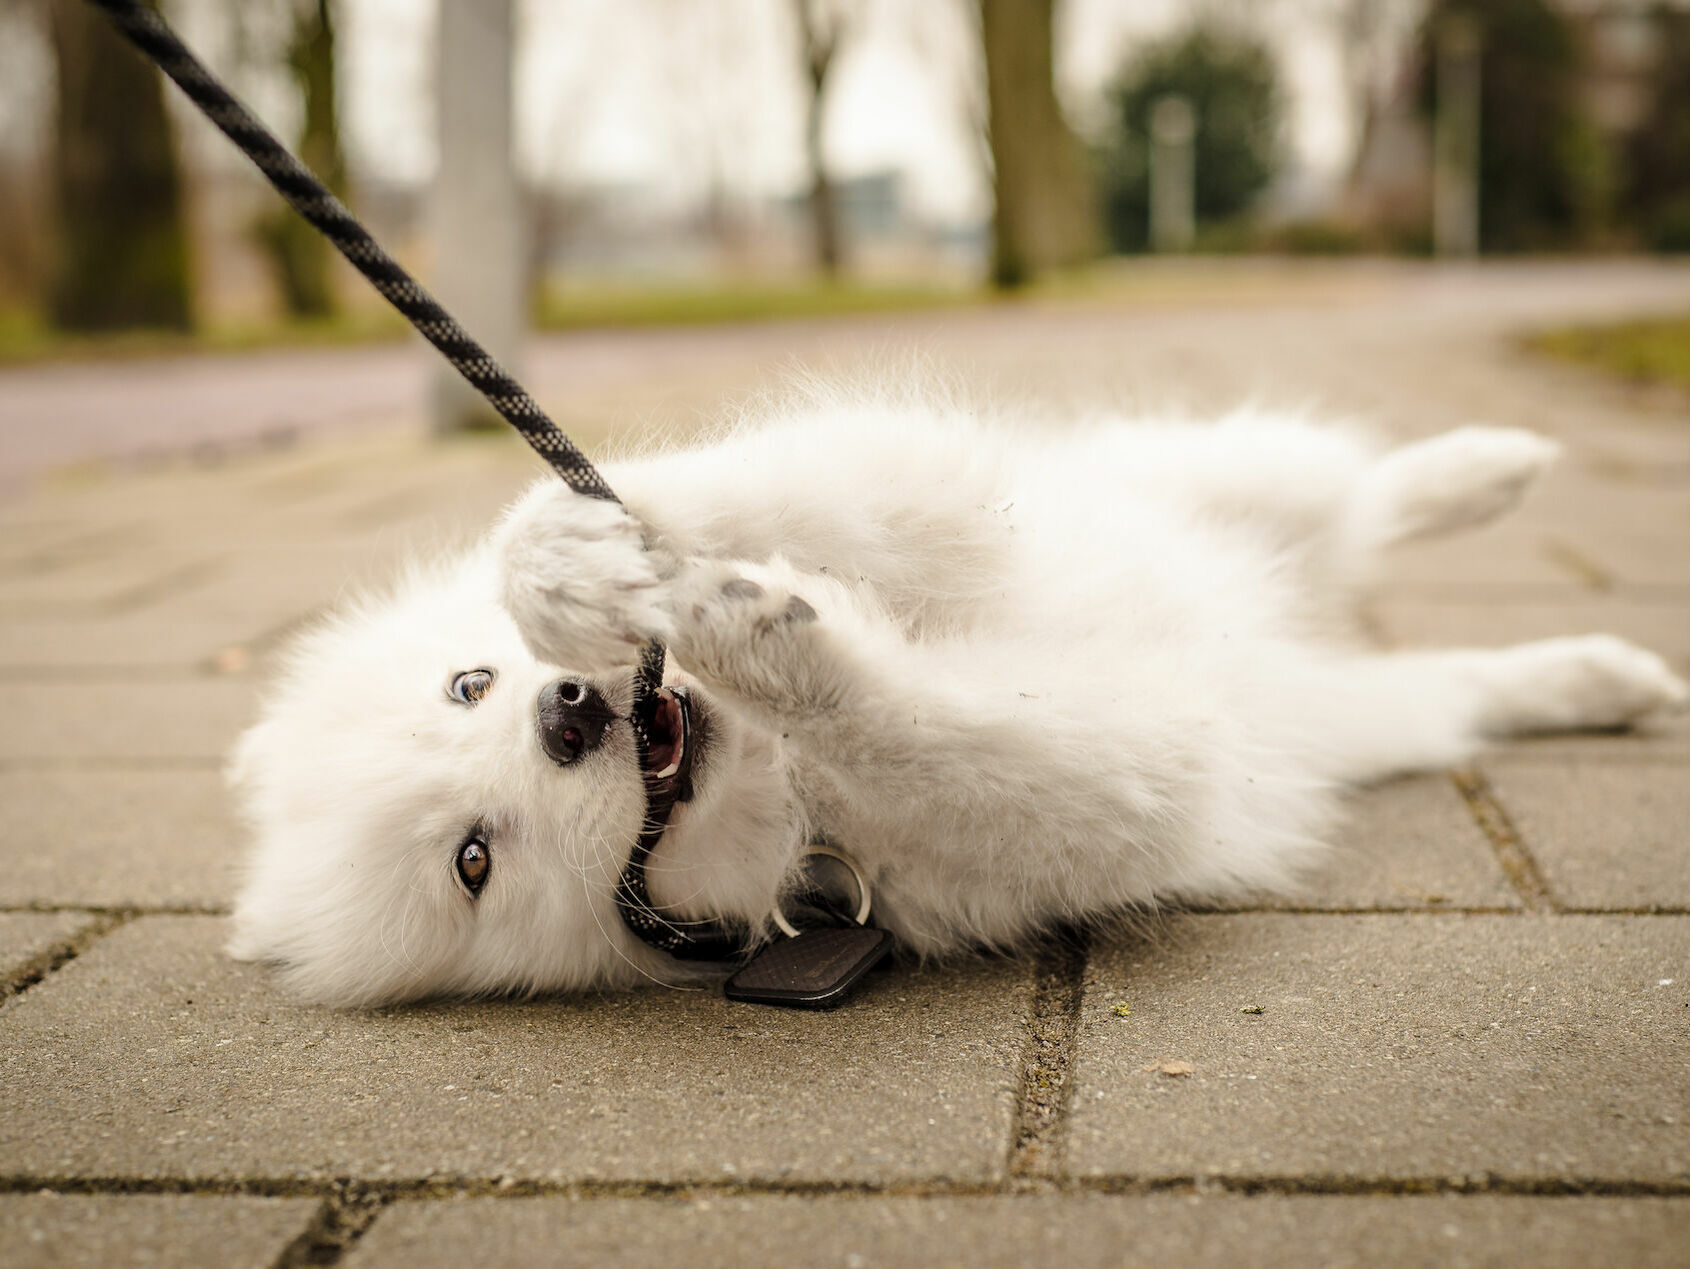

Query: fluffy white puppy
<box><xmin>228</xmin><ymin>395</ymin><xmax>1687</xmax><ymax>1007</ymax></box>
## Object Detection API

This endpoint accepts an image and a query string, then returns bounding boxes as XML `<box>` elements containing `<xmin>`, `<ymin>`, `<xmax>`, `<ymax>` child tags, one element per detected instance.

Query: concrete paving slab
<box><xmin>1067</xmin><ymin>914</ymin><xmax>1690</xmax><ymax>1182</ymax></box>
<box><xmin>2</xmin><ymin>680</ymin><xmax>255</xmax><ymax>762</ymax></box>
<box><xmin>1515</xmin><ymin>473</ymin><xmax>1690</xmax><ymax>589</ymax></box>
<box><xmin>0</xmin><ymin>461</ymin><xmax>468</xmax><ymax>552</ymax></box>
<box><xmin>1377</xmin><ymin>597</ymin><xmax>1690</xmax><ymax>672</ymax></box>
<box><xmin>0</xmin><ymin>511</ymin><xmax>146</xmax><ymax>565</ymax></box>
<box><xmin>1570</xmin><ymin>501</ymin><xmax>1690</xmax><ymax>589</ymax></box>
<box><xmin>0</xmin><ymin>770</ymin><xmax>238</xmax><ymax>909</ymax></box>
<box><xmin>1575</xmin><ymin>439</ymin><xmax>1690</xmax><ymax>495</ymax></box>
<box><xmin>0</xmin><ymin>550</ymin><xmax>221</xmax><ymax>618</ymax></box>
<box><xmin>0</xmin><ymin>916</ymin><xmax>1029</xmax><ymax>1185</ymax></box>
<box><xmin>1384</xmin><ymin>518</ymin><xmax>1598</xmax><ymax>591</ymax></box>
<box><xmin>343</xmin><ymin>1193</ymin><xmax>1690</xmax><ymax>1269</ymax></box>
<box><xmin>167</xmin><ymin>543</ymin><xmax>432</xmax><ymax>629</ymax></box>
<box><xmin>0</xmin><ymin>1193</ymin><xmax>322</xmax><ymax>1269</ymax></box>
<box><xmin>0</xmin><ymin>498</ymin><xmax>527</xmax><ymax>673</ymax></box>
<box><xmin>1485</xmin><ymin>707</ymin><xmax>1690</xmax><ymax>763</ymax></box>
<box><xmin>1252</xmin><ymin>775</ymin><xmax>1517</xmax><ymax>911</ymax></box>
<box><xmin>120</xmin><ymin>507</ymin><xmax>514</xmax><ymax>626</ymax></box>
<box><xmin>1486</xmin><ymin>760</ymin><xmax>1690</xmax><ymax>911</ymax></box>
<box><xmin>208</xmin><ymin>437</ymin><xmax>526</xmax><ymax>528</ymax></box>
<box><xmin>0</xmin><ymin>911</ymin><xmax>99</xmax><ymax>987</ymax></box>
<box><xmin>1575</xmin><ymin>430</ymin><xmax>1690</xmax><ymax>485</ymax></box>
<box><xmin>318</xmin><ymin>467</ymin><xmax>529</xmax><ymax>538</ymax></box>
<box><xmin>0</xmin><ymin>614</ymin><xmax>274</xmax><ymax>671</ymax></box>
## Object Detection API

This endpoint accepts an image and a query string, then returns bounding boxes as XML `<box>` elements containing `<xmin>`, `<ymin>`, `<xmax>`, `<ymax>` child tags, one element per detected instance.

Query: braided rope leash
<box><xmin>84</xmin><ymin>0</ymin><xmax>745</xmax><ymax>963</ymax></box>
<box><xmin>83</xmin><ymin>0</ymin><xmax>605</xmax><ymax>494</ymax></box>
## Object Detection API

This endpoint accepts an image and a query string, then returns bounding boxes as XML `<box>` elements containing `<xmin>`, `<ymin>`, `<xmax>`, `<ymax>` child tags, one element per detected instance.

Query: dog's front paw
<box><xmin>497</xmin><ymin>483</ymin><xmax>673</xmax><ymax>672</ymax></box>
<box><xmin>667</xmin><ymin>562</ymin><xmax>842</xmax><ymax>712</ymax></box>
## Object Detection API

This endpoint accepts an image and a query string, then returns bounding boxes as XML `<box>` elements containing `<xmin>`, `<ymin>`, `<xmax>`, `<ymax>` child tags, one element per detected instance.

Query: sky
<box><xmin>3</xmin><ymin>0</ymin><xmax>1407</xmax><ymax>223</ymax></box>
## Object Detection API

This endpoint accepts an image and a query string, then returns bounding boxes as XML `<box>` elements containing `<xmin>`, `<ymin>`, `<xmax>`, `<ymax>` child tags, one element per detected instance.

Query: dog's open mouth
<box><xmin>642</xmin><ymin>685</ymin><xmax>696</xmax><ymax>802</ymax></box>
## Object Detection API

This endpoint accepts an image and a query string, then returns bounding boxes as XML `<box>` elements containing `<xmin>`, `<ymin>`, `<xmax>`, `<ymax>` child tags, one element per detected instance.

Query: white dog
<box><xmin>227</xmin><ymin>394</ymin><xmax>1686</xmax><ymax>1007</ymax></box>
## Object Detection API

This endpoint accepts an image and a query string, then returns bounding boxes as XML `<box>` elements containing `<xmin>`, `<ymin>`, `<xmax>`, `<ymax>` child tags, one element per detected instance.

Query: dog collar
<box><xmin>611</xmin><ymin>777</ymin><xmax>748</xmax><ymax>963</ymax></box>
<box><xmin>612</xmin><ymin>770</ymin><xmax>892</xmax><ymax>1008</ymax></box>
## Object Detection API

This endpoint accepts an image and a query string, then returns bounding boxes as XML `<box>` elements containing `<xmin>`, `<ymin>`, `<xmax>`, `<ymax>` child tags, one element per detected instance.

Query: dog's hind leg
<box><xmin>1343</xmin><ymin>427</ymin><xmax>1561</xmax><ymax>554</ymax></box>
<box><xmin>1296</xmin><ymin>637</ymin><xmax>1687</xmax><ymax>784</ymax></box>
<box><xmin>1101</xmin><ymin>419</ymin><xmax>1554</xmax><ymax>592</ymax></box>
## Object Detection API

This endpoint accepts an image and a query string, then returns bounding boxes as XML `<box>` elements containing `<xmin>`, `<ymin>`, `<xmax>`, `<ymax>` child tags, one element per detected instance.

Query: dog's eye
<box><xmin>448</xmin><ymin>669</ymin><xmax>495</xmax><ymax>705</ymax></box>
<box><xmin>456</xmin><ymin>835</ymin><xmax>491</xmax><ymax>896</ymax></box>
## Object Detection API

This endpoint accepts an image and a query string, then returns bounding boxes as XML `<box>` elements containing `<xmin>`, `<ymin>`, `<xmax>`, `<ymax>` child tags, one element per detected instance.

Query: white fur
<box><xmin>228</xmin><ymin>396</ymin><xmax>1687</xmax><ymax>1007</ymax></box>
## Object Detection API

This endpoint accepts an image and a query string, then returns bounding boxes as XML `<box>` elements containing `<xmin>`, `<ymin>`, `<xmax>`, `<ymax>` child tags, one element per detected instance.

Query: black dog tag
<box><xmin>724</xmin><ymin>926</ymin><xmax>892</xmax><ymax>1009</ymax></box>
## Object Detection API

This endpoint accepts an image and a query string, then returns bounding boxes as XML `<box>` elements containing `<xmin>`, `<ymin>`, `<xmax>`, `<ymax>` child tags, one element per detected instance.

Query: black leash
<box><xmin>83</xmin><ymin>0</ymin><xmax>744</xmax><ymax>964</ymax></box>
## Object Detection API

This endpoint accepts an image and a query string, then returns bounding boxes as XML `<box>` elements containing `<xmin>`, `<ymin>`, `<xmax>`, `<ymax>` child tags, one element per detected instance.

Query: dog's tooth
<box><xmin>654</xmin><ymin>759</ymin><xmax>681</xmax><ymax>779</ymax></box>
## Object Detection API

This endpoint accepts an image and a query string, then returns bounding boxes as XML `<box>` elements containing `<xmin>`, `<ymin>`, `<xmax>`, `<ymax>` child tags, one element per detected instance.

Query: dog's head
<box><xmin>227</xmin><ymin>552</ymin><xmax>798</xmax><ymax>1007</ymax></box>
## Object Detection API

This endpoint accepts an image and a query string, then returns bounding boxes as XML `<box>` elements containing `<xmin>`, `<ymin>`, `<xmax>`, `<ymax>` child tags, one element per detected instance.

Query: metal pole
<box><xmin>1433</xmin><ymin>14</ymin><xmax>1481</xmax><ymax>258</ymax></box>
<box><xmin>431</xmin><ymin>0</ymin><xmax>524</xmax><ymax>432</ymax></box>
<box><xmin>1149</xmin><ymin>94</ymin><xmax>1196</xmax><ymax>253</ymax></box>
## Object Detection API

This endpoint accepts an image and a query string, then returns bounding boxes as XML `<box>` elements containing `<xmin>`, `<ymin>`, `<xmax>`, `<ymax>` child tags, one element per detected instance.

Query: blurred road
<box><xmin>3</xmin><ymin>258</ymin><xmax>1686</xmax><ymax>491</ymax></box>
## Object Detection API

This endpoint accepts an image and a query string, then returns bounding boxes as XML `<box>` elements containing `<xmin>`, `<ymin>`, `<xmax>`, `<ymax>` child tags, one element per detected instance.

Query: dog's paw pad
<box><xmin>667</xmin><ymin>562</ymin><xmax>839</xmax><ymax>709</ymax></box>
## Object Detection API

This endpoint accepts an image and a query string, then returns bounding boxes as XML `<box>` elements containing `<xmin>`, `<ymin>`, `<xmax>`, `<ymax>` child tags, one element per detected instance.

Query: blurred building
<box><xmin>1566</xmin><ymin>0</ymin><xmax>1678</xmax><ymax>135</ymax></box>
<box><xmin>533</xmin><ymin>168</ymin><xmax>982</xmax><ymax>285</ymax></box>
<box><xmin>1346</xmin><ymin>0</ymin><xmax>1690</xmax><ymax>246</ymax></box>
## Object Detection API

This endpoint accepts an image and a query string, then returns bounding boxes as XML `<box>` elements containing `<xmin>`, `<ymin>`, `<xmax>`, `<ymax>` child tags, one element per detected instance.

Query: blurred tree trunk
<box><xmin>794</xmin><ymin>0</ymin><xmax>846</xmax><ymax>277</ymax></box>
<box><xmin>255</xmin><ymin>0</ymin><xmax>346</xmax><ymax>317</ymax></box>
<box><xmin>977</xmin><ymin>0</ymin><xmax>1100</xmax><ymax>288</ymax></box>
<box><xmin>48</xmin><ymin>0</ymin><xmax>193</xmax><ymax>332</ymax></box>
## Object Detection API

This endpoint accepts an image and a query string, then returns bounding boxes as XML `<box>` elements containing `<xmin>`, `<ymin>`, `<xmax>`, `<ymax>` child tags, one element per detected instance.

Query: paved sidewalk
<box><xmin>1</xmin><ymin>261</ymin><xmax>1686</xmax><ymax>1267</ymax></box>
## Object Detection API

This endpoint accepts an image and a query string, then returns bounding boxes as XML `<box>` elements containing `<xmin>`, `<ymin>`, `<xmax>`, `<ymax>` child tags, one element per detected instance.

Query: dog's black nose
<box><xmin>536</xmin><ymin>678</ymin><xmax>615</xmax><ymax>765</ymax></box>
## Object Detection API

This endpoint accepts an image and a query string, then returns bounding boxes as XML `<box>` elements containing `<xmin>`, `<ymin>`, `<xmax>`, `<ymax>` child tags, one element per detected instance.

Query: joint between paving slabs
<box><xmin>1007</xmin><ymin>931</ymin><xmax>1089</xmax><ymax>1181</ymax></box>
<box><xmin>199</xmin><ymin>605</ymin><xmax>332</xmax><ymax>678</ymax></box>
<box><xmin>271</xmin><ymin>1184</ymin><xmax>386</xmax><ymax>1269</ymax></box>
<box><xmin>1</xmin><ymin>902</ymin><xmax>228</xmax><ymax>918</ymax></box>
<box><xmin>0</xmin><ymin>665</ymin><xmax>227</xmax><ymax>684</ymax></box>
<box><xmin>103</xmin><ymin>559</ymin><xmax>227</xmax><ymax>617</ymax></box>
<box><xmin>1538</xmin><ymin>536</ymin><xmax>1614</xmax><ymax>591</ymax></box>
<box><xmin>0</xmin><ymin>756</ymin><xmax>224</xmax><ymax>772</ymax></box>
<box><xmin>1079</xmin><ymin>1174</ymin><xmax>1690</xmax><ymax>1199</ymax></box>
<box><xmin>2</xmin><ymin>1173</ymin><xmax>1686</xmax><ymax>1209</ymax></box>
<box><xmin>0</xmin><ymin>562</ymin><xmax>226</xmax><ymax>623</ymax></box>
<box><xmin>1449</xmin><ymin>766</ymin><xmax>1559</xmax><ymax>913</ymax></box>
<box><xmin>0</xmin><ymin>911</ymin><xmax>135</xmax><ymax>1006</ymax></box>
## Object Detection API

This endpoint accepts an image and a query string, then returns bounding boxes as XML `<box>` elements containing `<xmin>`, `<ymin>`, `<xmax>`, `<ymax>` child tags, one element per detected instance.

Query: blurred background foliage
<box><xmin>1625</xmin><ymin>5</ymin><xmax>1690</xmax><ymax>252</ymax></box>
<box><xmin>1416</xmin><ymin>0</ymin><xmax>1609</xmax><ymax>252</ymax></box>
<box><xmin>1406</xmin><ymin>0</ymin><xmax>1690</xmax><ymax>255</ymax></box>
<box><xmin>248</xmin><ymin>0</ymin><xmax>347</xmax><ymax>318</ymax></box>
<box><xmin>0</xmin><ymin>0</ymin><xmax>1685</xmax><ymax>364</ymax></box>
<box><xmin>1098</xmin><ymin>28</ymin><xmax>1285</xmax><ymax>253</ymax></box>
